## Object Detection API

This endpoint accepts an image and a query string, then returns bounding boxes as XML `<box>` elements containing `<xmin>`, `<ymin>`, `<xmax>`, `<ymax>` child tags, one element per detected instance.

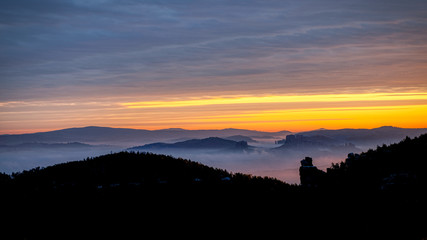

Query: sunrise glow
<box><xmin>1</xmin><ymin>91</ymin><xmax>427</xmax><ymax>134</ymax></box>
<box><xmin>122</xmin><ymin>92</ymin><xmax>427</xmax><ymax>108</ymax></box>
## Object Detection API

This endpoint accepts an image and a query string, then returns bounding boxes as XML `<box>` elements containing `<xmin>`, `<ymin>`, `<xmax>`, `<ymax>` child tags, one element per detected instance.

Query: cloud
<box><xmin>1</xmin><ymin>0</ymin><xmax>427</xmax><ymax>103</ymax></box>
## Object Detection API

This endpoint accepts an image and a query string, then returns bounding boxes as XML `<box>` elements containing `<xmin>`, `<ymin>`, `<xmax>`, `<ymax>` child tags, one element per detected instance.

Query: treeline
<box><xmin>1</xmin><ymin>152</ymin><xmax>297</xmax><ymax>239</ymax></box>
<box><xmin>2</xmin><ymin>151</ymin><xmax>290</xmax><ymax>196</ymax></box>
<box><xmin>324</xmin><ymin>134</ymin><xmax>427</xmax><ymax>192</ymax></box>
<box><xmin>298</xmin><ymin>134</ymin><xmax>427</xmax><ymax>240</ymax></box>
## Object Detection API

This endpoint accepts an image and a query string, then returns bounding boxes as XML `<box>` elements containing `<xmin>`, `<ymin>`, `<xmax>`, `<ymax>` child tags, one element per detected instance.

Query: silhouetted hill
<box><xmin>297</xmin><ymin>134</ymin><xmax>427</xmax><ymax>239</ymax></box>
<box><xmin>9</xmin><ymin>151</ymin><xmax>286</xmax><ymax>191</ymax></box>
<box><xmin>128</xmin><ymin>137</ymin><xmax>250</xmax><ymax>151</ymax></box>
<box><xmin>1</xmin><ymin>152</ymin><xmax>295</xmax><ymax>238</ymax></box>
<box><xmin>323</xmin><ymin>133</ymin><xmax>427</xmax><ymax>191</ymax></box>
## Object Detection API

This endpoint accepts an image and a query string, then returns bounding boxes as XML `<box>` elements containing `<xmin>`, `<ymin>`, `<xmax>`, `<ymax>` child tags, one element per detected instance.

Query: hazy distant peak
<box><xmin>161</xmin><ymin>128</ymin><xmax>187</xmax><ymax>131</ymax></box>
<box><xmin>374</xmin><ymin>126</ymin><xmax>399</xmax><ymax>130</ymax></box>
<box><xmin>66</xmin><ymin>126</ymin><xmax>112</xmax><ymax>130</ymax></box>
<box><xmin>82</xmin><ymin>126</ymin><xmax>106</xmax><ymax>129</ymax></box>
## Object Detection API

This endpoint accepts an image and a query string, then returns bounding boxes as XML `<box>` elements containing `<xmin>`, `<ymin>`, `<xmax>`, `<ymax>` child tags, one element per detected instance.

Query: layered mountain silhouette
<box><xmin>2</xmin><ymin>126</ymin><xmax>426</xmax><ymax>180</ymax></box>
<box><xmin>0</xmin><ymin>126</ymin><xmax>290</xmax><ymax>146</ymax></box>
<box><xmin>2</xmin><ymin>125</ymin><xmax>425</xmax><ymax>148</ymax></box>
<box><xmin>2</xmin><ymin>134</ymin><xmax>427</xmax><ymax>239</ymax></box>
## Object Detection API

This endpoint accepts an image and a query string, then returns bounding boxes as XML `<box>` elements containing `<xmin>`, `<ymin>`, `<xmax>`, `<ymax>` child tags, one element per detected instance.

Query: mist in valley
<box><xmin>0</xmin><ymin>139</ymin><xmax>356</xmax><ymax>184</ymax></box>
<box><xmin>135</xmin><ymin>145</ymin><xmax>354</xmax><ymax>184</ymax></box>
<box><xmin>0</xmin><ymin>145</ymin><xmax>122</xmax><ymax>175</ymax></box>
<box><xmin>1</xmin><ymin>126</ymin><xmax>425</xmax><ymax>184</ymax></box>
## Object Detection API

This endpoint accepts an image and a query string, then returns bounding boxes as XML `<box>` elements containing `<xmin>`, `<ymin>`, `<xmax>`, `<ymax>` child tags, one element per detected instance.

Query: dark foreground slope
<box><xmin>324</xmin><ymin>134</ymin><xmax>427</xmax><ymax>191</ymax></box>
<box><xmin>2</xmin><ymin>134</ymin><xmax>427</xmax><ymax>239</ymax></box>
<box><xmin>299</xmin><ymin>134</ymin><xmax>427</xmax><ymax>239</ymax></box>
<box><xmin>7</xmin><ymin>151</ymin><xmax>286</xmax><ymax>194</ymax></box>
<box><xmin>1</xmin><ymin>152</ymin><xmax>297</xmax><ymax>239</ymax></box>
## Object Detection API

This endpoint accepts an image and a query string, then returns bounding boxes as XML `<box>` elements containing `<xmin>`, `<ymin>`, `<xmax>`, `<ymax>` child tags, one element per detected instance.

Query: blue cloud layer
<box><xmin>1</xmin><ymin>0</ymin><xmax>427</xmax><ymax>100</ymax></box>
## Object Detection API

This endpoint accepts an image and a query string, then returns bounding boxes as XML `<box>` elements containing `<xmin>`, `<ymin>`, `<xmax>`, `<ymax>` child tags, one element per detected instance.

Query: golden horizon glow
<box><xmin>121</xmin><ymin>92</ymin><xmax>427</xmax><ymax>109</ymax></box>
<box><xmin>1</xmin><ymin>91</ymin><xmax>427</xmax><ymax>134</ymax></box>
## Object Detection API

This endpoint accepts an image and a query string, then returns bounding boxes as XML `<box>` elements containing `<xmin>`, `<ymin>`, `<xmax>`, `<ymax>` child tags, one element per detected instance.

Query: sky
<box><xmin>1</xmin><ymin>0</ymin><xmax>427</xmax><ymax>134</ymax></box>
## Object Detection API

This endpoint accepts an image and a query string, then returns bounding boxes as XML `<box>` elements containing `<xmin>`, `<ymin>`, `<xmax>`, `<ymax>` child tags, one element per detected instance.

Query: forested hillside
<box><xmin>325</xmin><ymin>134</ymin><xmax>427</xmax><ymax>191</ymax></box>
<box><xmin>4</xmin><ymin>151</ymin><xmax>287</xmax><ymax>195</ymax></box>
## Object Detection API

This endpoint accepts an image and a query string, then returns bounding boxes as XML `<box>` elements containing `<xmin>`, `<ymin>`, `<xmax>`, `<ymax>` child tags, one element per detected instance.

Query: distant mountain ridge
<box><xmin>0</xmin><ymin>142</ymin><xmax>93</xmax><ymax>150</ymax></box>
<box><xmin>0</xmin><ymin>126</ymin><xmax>290</xmax><ymax>146</ymax></box>
<box><xmin>298</xmin><ymin>126</ymin><xmax>427</xmax><ymax>146</ymax></box>
<box><xmin>2</xmin><ymin>126</ymin><xmax>426</xmax><ymax>148</ymax></box>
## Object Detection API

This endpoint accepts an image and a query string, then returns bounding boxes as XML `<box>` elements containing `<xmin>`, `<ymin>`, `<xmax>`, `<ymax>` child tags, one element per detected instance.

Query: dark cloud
<box><xmin>1</xmin><ymin>0</ymin><xmax>427</xmax><ymax>101</ymax></box>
